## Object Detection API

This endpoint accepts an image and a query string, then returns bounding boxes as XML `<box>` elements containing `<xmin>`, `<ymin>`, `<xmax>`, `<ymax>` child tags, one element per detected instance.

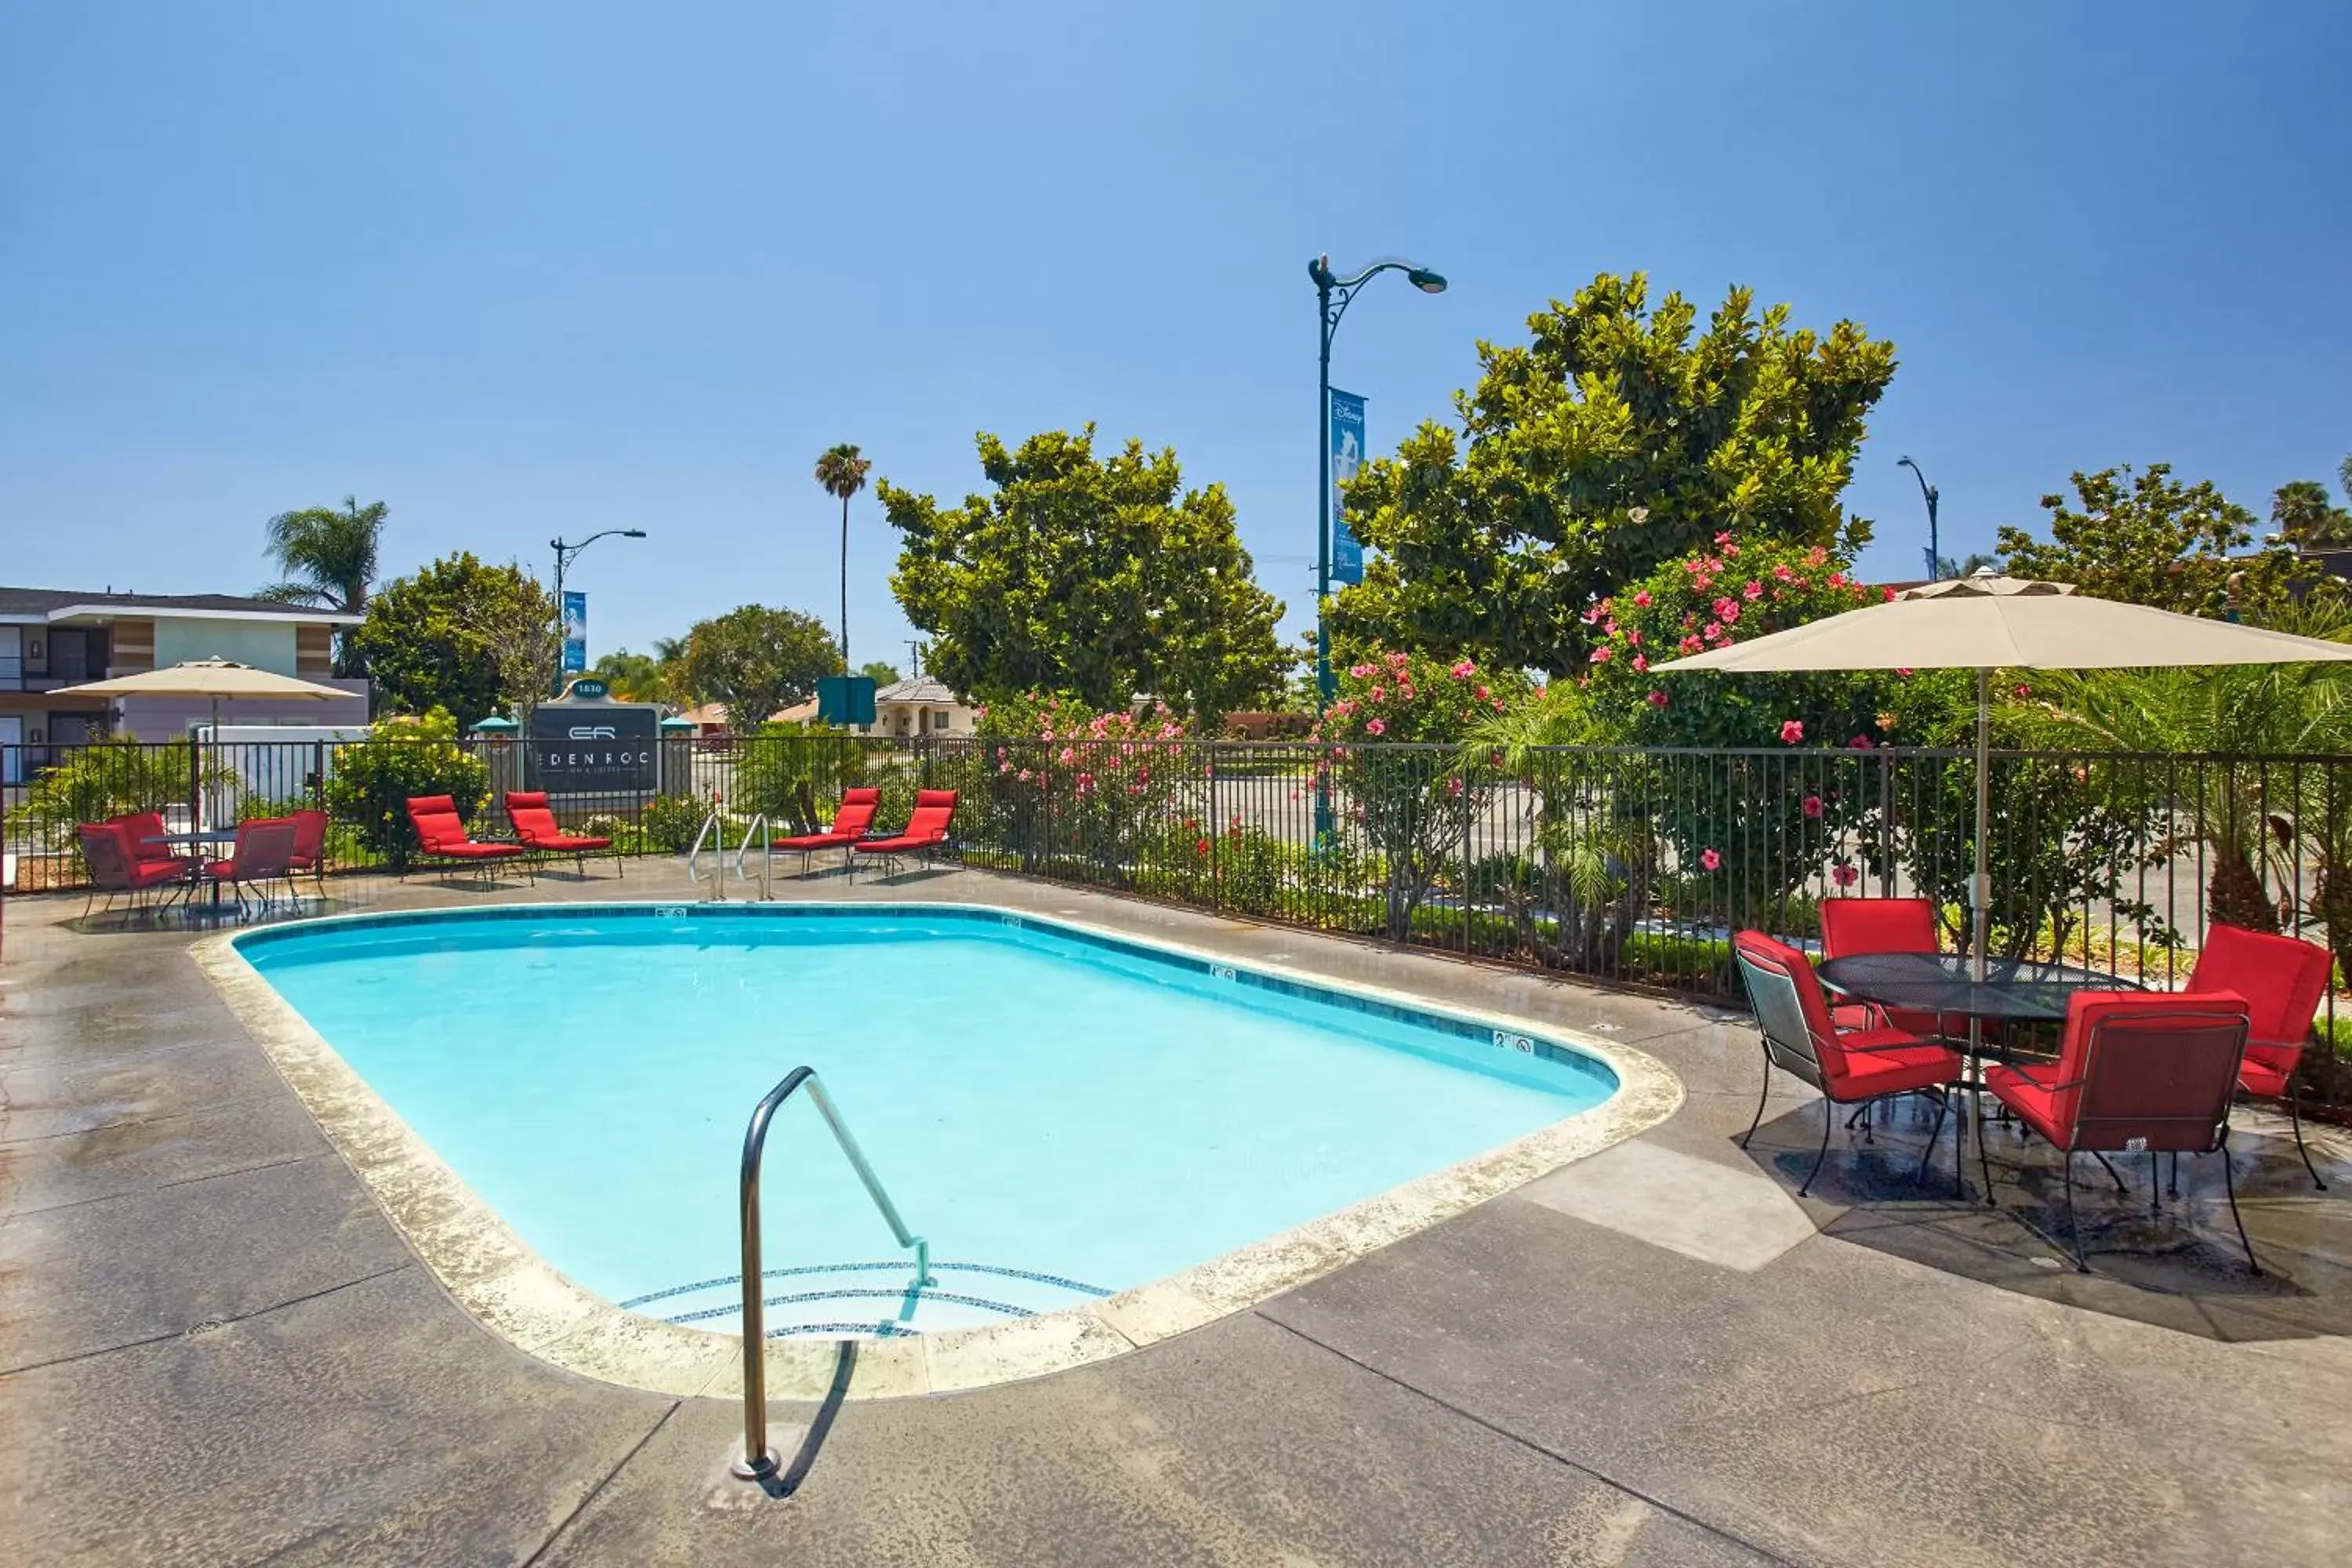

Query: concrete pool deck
<box><xmin>5</xmin><ymin>862</ymin><xmax>2351</xmax><ymax>1565</ymax></box>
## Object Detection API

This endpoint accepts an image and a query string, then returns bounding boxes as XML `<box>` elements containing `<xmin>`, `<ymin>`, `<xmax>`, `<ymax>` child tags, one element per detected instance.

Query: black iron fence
<box><xmin>8</xmin><ymin>732</ymin><xmax>2350</xmax><ymax>1092</ymax></box>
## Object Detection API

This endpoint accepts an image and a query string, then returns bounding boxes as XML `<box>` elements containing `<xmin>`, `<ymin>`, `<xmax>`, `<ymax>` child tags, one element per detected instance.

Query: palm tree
<box><xmin>258</xmin><ymin>495</ymin><xmax>387</xmax><ymax>676</ymax></box>
<box><xmin>813</xmin><ymin>444</ymin><xmax>871</xmax><ymax>668</ymax></box>
<box><xmin>1935</xmin><ymin>551</ymin><xmax>1999</xmax><ymax>580</ymax></box>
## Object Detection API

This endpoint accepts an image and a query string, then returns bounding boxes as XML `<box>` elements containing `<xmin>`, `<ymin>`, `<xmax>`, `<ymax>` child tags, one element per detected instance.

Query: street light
<box><xmin>1309</xmin><ymin>252</ymin><xmax>1446</xmax><ymax>840</ymax></box>
<box><xmin>549</xmin><ymin>528</ymin><xmax>648</xmax><ymax>693</ymax></box>
<box><xmin>1896</xmin><ymin>456</ymin><xmax>1940</xmax><ymax>583</ymax></box>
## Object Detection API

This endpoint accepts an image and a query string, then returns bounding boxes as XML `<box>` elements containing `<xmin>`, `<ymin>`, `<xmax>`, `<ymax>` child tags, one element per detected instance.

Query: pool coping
<box><xmin>190</xmin><ymin>898</ymin><xmax>1682</xmax><ymax>1403</ymax></box>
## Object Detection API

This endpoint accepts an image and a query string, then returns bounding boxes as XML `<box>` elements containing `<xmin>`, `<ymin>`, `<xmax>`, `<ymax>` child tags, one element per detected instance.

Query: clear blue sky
<box><xmin>5</xmin><ymin>2</ymin><xmax>2345</xmax><ymax>670</ymax></box>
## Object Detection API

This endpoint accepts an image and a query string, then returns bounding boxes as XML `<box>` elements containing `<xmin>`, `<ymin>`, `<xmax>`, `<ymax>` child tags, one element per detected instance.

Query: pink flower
<box><xmin>1832</xmin><ymin>865</ymin><xmax>1860</xmax><ymax>889</ymax></box>
<box><xmin>1350</xmin><ymin>662</ymin><xmax>1375</xmax><ymax>679</ymax></box>
<box><xmin>974</xmin><ymin>705</ymin><xmax>989</xmax><ymax>719</ymax></box>
<box><xmin>2013</xmin><ymin>683</ymin><xmax>2032</xmax><ymax>699</ymax></box>
<box><xmin>1396</xmin><ymin>683</ymin><xmax>1414</xmax><ymax>700</ymax></box>
<box><xmin>1715</xmin><ymin>531</ymin><xmax>1733</xmax><ymax>546</ymax></box>
<box><xmin>1289</xmin><ymin>788</ymin><xmax>1301</xmax><ymax>801</ymax></box>
<box><xmin>1895</xmin><ymin>667</ymin><xmax>1914</xmax><ymax>678</ymax></box>
<box><xmin>1692</xmin><ymin>575</ymin><xmax>1713</xmax><ymax>592</ymax></box>
<box><xmin>1703</xmin><ymin>622</ymin><xmax>1725</xmax><ymax>643</ymax></box>
<box><xmin>1626</xmin><ymin>629</ymin><xmax>1642</xmax><ymax>646</ymax></box>
<box><xmin>998</xmin><ymin>760</ymin><xmax>1014</xmax><ymax>774</ymax></box>
<box><xmin>1018</xmin><ymin>768</ymin><xmax>1034</xmax><ymax>782</ymax></box>
<box><xmin>1196</xmin><ymin>837</ymin><xmax>1211</xmax><ymax>857</ymax></box>
<box><xmin>1370</xmin><ymin>685</ymin><xmax>1386</xmax><ymax>702</ymax></box>
<box><xmin>1059</xmin><ymin>746</ymin><xmax>1076</xmax><ymax>764</ymax></box>
<box><xmin>1076</xmin><ymin>772</ymin><xmax>1095</xmax><ymax>793</ymax></box>
<box><xmin>1882</xmin><ymin>585</ymin><xmax>1897</xmax><ymax>601</ymax></box>
<box><xmin>1386</xmin><ymin>650</ymin><xmax>1410</xmax><ymax>666</ymax></box>
<box><xmin>1450</xmin><ymin>659</ymin><xmax>1477</xmax><ymax>679</ymax></box>
<box><xmin>1632</xmin><ymin>654</ymin><xmax>1648</xmax><ymax>672</ymax></box>
<box><xmin>1647</xmin><ymin>689</ymin><xmax>1670</xmax><ymax>707</ymax></box>
<box><xmin>1719</xmin><ymin>604</ymin><xmax>1740</xmax><ymax>626</ymax></box>
<box><xmin>1365</xmin><ymin>717</ymin><xmax>1387</xmax><ymax>735</ymax></box>
<box><xmin>1826</xmin><ymin>572</ymin><xmax>1847</xmax><ymax>588</ymax></box>
<box><xmin>1773</xmin><ymin>564</ymin><xmax>1795</xmax><ymax>582</ymax></box>
<box><xmin>1848</xmin><ymin>735</ymin><xmax>1876</xmax><ymax>750</ymax></box>
<box><xmin>1713</xmin><ymin>597</ymin><xmax>1737</xmax><ymax>620</ymax></box>
<box><xmin>1806</xmin><ymin>546</ymin><xmax>1828</xmax><ymax>567</ymax></box>
<box><xmin>1700</xmin><ymin>847</ymin><xmax>1723</xmax><ymax>871</ymax></box>
<box><xmin>1632</xmin><ymin>590</ymin><xmax>1652</xmax><ymax>608</ymax></box>
<box><xmin>1590</xmin><ymin>645</ymin><xmax>1613</xmax><ymax>663</ymax></box>
<box><xmin>1780</xmin><ymin>720</ymin><xmax>1805</xmax><ymax>745</ymax></box>
<box><xmin>1803</xmin><ymin>794</ymin><xmax>1824</xmax><ymax>818</ymax></box>
<box><xmin>1446</xmin><ymin>775</ymin><xmax>1465</xmax><ymax>797</ymax></box>
<box><xmin>1679</xmin><ymin>635</ymin><xmax>1704</xmax><ymax>655</ymax></box>
<box><xmin>1742</xmin><ymin>581</ymin><xmax>1763</xmax><ymax>601</ymax></box>
<box><xmin>1474</xmin><ymin>684</ymin><xmax>1490</xmax><ymax>701</ymax></box>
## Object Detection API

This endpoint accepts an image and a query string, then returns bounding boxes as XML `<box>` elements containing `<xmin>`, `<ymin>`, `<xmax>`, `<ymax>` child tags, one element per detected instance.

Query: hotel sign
<box><xmin>526</xmin><ymin>699</ymin><xmax>659</xmax><ymax>793</ymax></box>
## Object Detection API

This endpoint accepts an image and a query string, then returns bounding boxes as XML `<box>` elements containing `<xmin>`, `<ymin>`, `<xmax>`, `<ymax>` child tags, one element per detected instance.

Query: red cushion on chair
<box><xmin>1831</xmin><ymin>1029</ymin><xmax>1967</xmax><ymax>1098</ymax></box>
<box><xmin>1984</xmin><ymin>1060</ymin><xmax>2071</xmax><ymax>1145</ymax></box>
<box><xmin>2190</xmin><ymin>924</ymin><xmax>2331</xmax><ymax>1051</ymax></box>
<box><xmin>2238</xmin><ymin>1042</ymin><xmax>2299</xmax><ymax>1098</ymax></box>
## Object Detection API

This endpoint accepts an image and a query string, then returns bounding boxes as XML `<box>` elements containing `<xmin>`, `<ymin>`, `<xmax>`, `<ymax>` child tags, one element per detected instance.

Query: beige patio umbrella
<box><xmin>50</xmin><ymin>657</ymin><xmax>356</xmax><ymax>828</ymax></box>
<box><xmin>1652</xmin><ymin>570</ymin><xmax>2352</xmax><ymax>971</ymax></box>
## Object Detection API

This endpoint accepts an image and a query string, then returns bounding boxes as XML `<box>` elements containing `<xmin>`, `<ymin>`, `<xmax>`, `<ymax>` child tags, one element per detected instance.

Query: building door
<box><xmin>0</xmin><ymin>716</ymin><xmax>20</xmax><ymax>785</ymax></box>
<box><xmin>49</xmin><ymin>629</ymin><xmax>89</xmax><ymax>683</ymax></box>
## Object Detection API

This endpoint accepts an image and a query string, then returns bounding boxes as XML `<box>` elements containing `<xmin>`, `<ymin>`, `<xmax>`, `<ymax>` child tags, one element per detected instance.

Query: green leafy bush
<box><xmin>323</xmin><ymin>709</ymin><xmax>491</xmax><ymax>869</ymax></box>
<box><xmin>729</xmin><ymin>722</ymin><xmax>869</xmax><ymax>831</ymax></box>
<box><xmin>6</xmin><ymin>739</ymin><xmax>223</xmax><ymax>848</ymax></box>
<box><xmin>637</xmin><ymin>793</ymin><xmax>706</xmax><ymax>853</ymax></box>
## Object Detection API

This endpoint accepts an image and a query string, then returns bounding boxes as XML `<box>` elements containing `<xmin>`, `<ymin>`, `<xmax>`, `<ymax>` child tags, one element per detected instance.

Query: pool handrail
<box><xmin>732</xmin><ymin>1065</ymin><xmax>933</xmax><ymax>1481</ymax></box>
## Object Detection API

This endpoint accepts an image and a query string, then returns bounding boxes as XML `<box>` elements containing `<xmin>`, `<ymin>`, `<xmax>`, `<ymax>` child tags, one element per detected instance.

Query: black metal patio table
<box><xmin>1816</xmin><ymin>951</ymin><xmax>2142</xmax><ymax>1199</ymax></box>
<box><xmin>143</xmin><ymin>829</ymin><xmax>241</xmax><ymax>912</ymax></box>
<box><xmin>1817</xmin><ymin>951</ymin><xmax>2142</xmax><ymax>1026</ymax></box>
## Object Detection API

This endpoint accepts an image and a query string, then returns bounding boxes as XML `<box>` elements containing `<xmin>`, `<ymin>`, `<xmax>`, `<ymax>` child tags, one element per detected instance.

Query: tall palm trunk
<box><xmin>839</xmin><ymin>492</ymin><xmax>851</xmax><ymax>667</ymax></box>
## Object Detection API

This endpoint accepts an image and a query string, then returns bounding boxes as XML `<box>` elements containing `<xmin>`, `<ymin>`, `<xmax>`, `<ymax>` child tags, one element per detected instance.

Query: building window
<box><xmin>930</xmin><ymin>710</ymin><xmax>950</xmax><ymax>731</ymax></box>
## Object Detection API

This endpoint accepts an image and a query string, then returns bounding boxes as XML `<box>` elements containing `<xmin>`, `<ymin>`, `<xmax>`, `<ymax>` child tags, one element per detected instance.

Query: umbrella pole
<box><xmin>1973</xmin><ymin>667</ymin><xmax>1991</xmax><ymax>982</ymax></box>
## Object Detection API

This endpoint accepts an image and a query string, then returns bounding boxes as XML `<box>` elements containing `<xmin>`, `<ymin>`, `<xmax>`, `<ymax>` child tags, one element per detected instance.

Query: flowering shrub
<box><xmin>1312</xmin><ymin>649</ymin><xmax>1523</xmax><ymax>938</ymax></box>
<box><xmin>969</xmin><ymin>692</ymin><xmax>1193</xmax><ymax>880</ymax></box>
<box><xmin>1577</xmin><ymin>532</ymin><xmax>1970</xmax><ymax>919</ymax></box>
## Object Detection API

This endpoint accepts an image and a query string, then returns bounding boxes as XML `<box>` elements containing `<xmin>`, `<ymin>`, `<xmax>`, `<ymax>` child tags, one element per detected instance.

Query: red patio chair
<box><xmin>775</xmin><ymin>787</ymin><xmax>881</xmax><ymax>878</ymax></box>
<box><xmin>1980</xmin><ymin>989</ymin><xmax>2257</xmax><ymax>1272</ymax></box>
<box><xmin>2189</xmin><ymin>923</ymin><xmax>2335</xmax><ymax>1190</ymax></box>
<box><xmin>851</xmin><ymin>789</ymin><xmax>957</xmax><ymax>880</ymax></box>
<box><xmin>201</xmin><ymin>818</ymin><xmax>299</xmax><ymax>916</ymax></box>
<box><xmin>403</xmin><ymin>795</ymin><xmax>529</xmax><ymax>884</ymax></box>
<box><xmin>503</xmin><ymin>791</ymin><xmax>620</xmax><ymax>877</ymax></box>
<box><xmin>76</xmin><ymin>822</ymin><xmax>187</xmax><ymax>918</ymax></box>
<box><xmin>1819</xmin><ymin>896</ymin><xmax>1955</xmax><ymax>1038</ymax></box>
<box><xmin>286</xmin><ymin>808</ymin><xmax>329</xmax><ymax>894</ymax></box>
<box><xmin>110</xmin><ymin>810</ymin><xmax>196</xmax><ymax>874</ymax></box>
<box><xmin>1732</xmin><ymin>930</ymin><xmax>1966</xmax><ymax>1197</ymax></box>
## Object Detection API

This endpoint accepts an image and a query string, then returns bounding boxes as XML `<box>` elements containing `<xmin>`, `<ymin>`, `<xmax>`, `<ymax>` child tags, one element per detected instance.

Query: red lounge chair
<box><xmin>77</xmin><ymin>822</ymin><xmax>187</xmax><ymax>918</ymax></box>
<box><xmin>1732</xmin><ymin>930</ymin><xmax>1966</xmax><ymax>1197</ymax></box>
<box><xmin>287</xmin><ymin>808</ymin><xmax>329</xmax><ymax>893</ymax></box>
<box><xmin>851</xmin><ymin>789</ymin><xmax>957</xmax><ymax>880</ymax></box>
<box><xmin>776</xmin><ymin>788</ymin><xmax>881</xmax><ymax>877</ymax></box>
<box><xmin>1980</xmin><ymin>990</ymin><xmax>2257</xmax><ymax>1272</ymax></box>
<box><xmin>504</xmin><ymin>791</ymin><xmax>620</xmax><ymax>877</ymax></box>
<box><xmin>2189</xmin><ymin>924</ymin><xmax>2334</xmax><ymax>1190</ymax></box>
<box><xmin>1818</xmin><ymin>895</ymin><xmax>1959</xmax><ymax>1040</ymax></box>
<box><xmin>201</xmin><ymin>818</ymin><xmax>300</xmax><ymax>915</ymax></box>
<box><xmin>403</xmin><ymin>795</ymin><xmax>529</xmax><ymax>883</ymax></box>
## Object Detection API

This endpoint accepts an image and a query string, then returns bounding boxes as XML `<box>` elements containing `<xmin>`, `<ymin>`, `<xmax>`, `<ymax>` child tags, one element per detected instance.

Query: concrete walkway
<box><xmin>5</xmin><ymin>863</ymin><xmax>2350</xmax><ymax>1566</ymax></box>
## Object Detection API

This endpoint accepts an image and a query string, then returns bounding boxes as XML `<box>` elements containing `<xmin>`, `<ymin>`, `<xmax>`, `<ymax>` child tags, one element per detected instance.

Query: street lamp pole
<box><xmin>1896</xmin><ymin>456</ymin><xmax>1940</xmax><ymax>583</ymax></box>
<box><xmin>548</xmin><ymin>528</ymin><xmax>648</xmax><ymax>693</ymax></box>
<box><xmin>1310</xmin><ymin>252</ymin><xmax>1446</xmax><ymax>840</ymax></box>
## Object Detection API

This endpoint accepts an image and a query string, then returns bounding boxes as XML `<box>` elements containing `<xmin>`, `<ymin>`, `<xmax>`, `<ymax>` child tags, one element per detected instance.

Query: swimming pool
<box><xmin>228</xmin><ymin>904</ymin><xmax>1628</xmax><ymax>1352</ymax></box>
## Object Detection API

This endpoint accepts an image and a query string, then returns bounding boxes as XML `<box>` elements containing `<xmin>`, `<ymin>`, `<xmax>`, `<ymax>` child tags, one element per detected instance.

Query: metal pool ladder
<box><xmin>731</xmin><ymin>1065</ymin><xmax>933</xmax><ymax>1482</ymax></box>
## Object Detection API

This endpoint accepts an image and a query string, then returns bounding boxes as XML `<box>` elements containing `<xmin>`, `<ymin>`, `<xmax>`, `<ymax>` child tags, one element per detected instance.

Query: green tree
<box><xmin>815</xmin><ymin>443</ymin><xmax>873</xmax><ymax>666</ymax></box>
<box><xmin>590</xmin><ymin>648</ymin><xmax>673</xmax><ymax>702</ymax></box>
<box><xmin>856</xmin><ymin>660</ymin><xmax>902</xmax><ymax>687</ymax></box>
<box><xmin>673</xmin><ymin>604</ymin><xmax>840</xmax><ymax>728</ymax></box>
<box><xmin>1996</xmin><ymin>463</ymin><xmax>2302</xmax><ymax>617</ymax></box>
<box><xmin>2272</xmin><ymin>477</ymin><xmax>2352</xmax><ymax>550</ymax></box>
<box><xmin>323</xmin><ymin>708</ymin><xmax>492</xmax><ymax>869</ymax></box>
<box><xmin>1934</xmin><ymin>551</ymin><xmax>1998</xmax><ymax>580</ymax></box>
<box><xmin>257</xmin><ymin>495</ymin><xmax>387</xmax><ymax>675</ymax></box>
<box><xmin>883</xmin><ymin>426</ymin><xmax>1289</xmax><ymax>727</ymax></box>
<box><xmin>345</xmin><ymin>554</ymin><xmax>553</xmax><ymax>728</ymax></box>
<box><xmin>1330</xmin><ymin>273</ymin><xmax>1897</xmax><ymax>676</ymax></box>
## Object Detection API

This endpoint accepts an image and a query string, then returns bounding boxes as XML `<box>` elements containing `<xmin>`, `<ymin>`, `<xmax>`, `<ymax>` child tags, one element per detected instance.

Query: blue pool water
<box><xmin>240</xmin><ymin>906</ymin><xmax>1615</xmax><ymax>1335</ymax></box>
